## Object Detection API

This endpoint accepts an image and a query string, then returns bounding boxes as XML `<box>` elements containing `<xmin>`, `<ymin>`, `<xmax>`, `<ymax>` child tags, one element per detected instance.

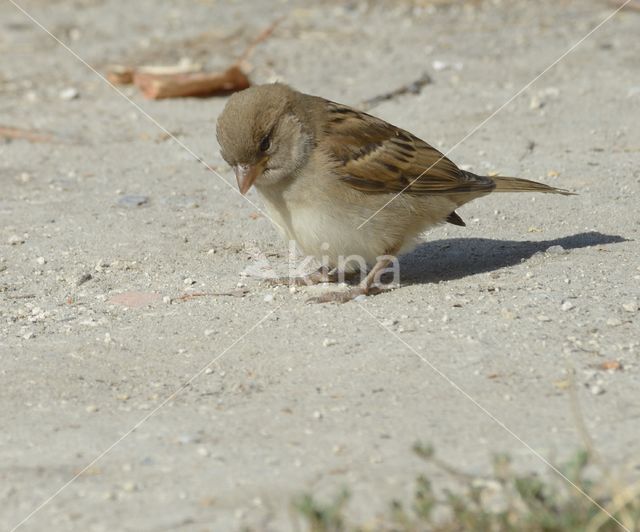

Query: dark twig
<box><xmin>359</xmin><ymin>73</ymin><xmax>432</xmax><ymax>111</ymax></box>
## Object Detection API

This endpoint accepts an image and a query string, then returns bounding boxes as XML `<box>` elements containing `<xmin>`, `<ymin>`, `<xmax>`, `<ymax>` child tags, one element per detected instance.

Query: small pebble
<box><xmin>589</xmin><ymin>385</ymin><xmax>605</xmax><ymax>396</ymax></box>
<box><xmin>627</xmin><ymin>86</ymin><xmax>640</xmax><ymax>98</ymax></box>
<box><xmin>204</xmin><ymin>329</ymin><xmax>215</xmax><ymax>336</ymax></box>
<box><xmin>204</xmin><ymin>368</ymin><xmax>214</xmax><ymax>375</ymax></box>
<box><xmin>85</xmin><ymin>404</ymin><xmax>99</xmax><ymax>413</ymax></box>
<box><xmin>8</xmin><ymin>234</ymin><xmax>24</xmax><ymax>245</ymax></box>
<box><xmin>197</xmin><ymin>447</ymin><xmax>210</xmax><ymax>457</ymax></box>
<box><xmin>59</xmin><ymin>87</ymin><xmax>79</xmax><ymax>100</ymax></box>
<box><xmin>36</xmin><ymin>256</ymin><xmax>46</xmax><ymax>265</ymax></box>
<box><xmin>537</xmin><ymin>315</ymin><xmax>552</xmax><ymax>322</ymax></box>
<box><xmin>622</xmin><ymin>302</ymin><xmax>637</xmax><ymax>313</ymax></box>
<box><xmin>76</xmin><ymin>272</ymin><xmax>92</xmax><ymax>286</ymax></box>
<box><xmin>560</xmin><ymin>301</ymin><xmax>573</xmax><ymax>311</ymax></box>
<box><xmin>183</xmin><ymin>278</ymin><xmax>195</xmax><ymax>285</ymax></box>
<box><xmin>322</xmin><ymin>338</ymin><xmax>337</xmax><ymax>347</ymax></box>
<box><xmin>263</xmin><ymin>293</ymin><xmax>274</xmax><ymax>302</ymax></box>
<box><xmin>529</xmin><ymin>96</ymin><xmax>543</xmax><ymax>109</ymax></box>
<box><xmin>546</xmin><ymin>245</ymin><xmax>567</xmax><ymax>255</ymax></box>
<box><xmin>121</xmin><ymin>481</ymin><xmax>137</xmax><ymax>492</ymax></box>
<box><xmin>432</xmin><ymin>60</ymin><xmax>447</xmax><ymax>71</ymax></box>
<box><xmin>117</xmin><ymin>195</ymin><xmax>149</xmax><ymax>208</ymax></box>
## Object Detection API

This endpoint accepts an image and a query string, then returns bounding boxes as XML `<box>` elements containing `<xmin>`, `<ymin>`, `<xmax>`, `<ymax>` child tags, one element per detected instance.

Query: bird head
<box><xmin>216</xmin><ymin>83</ymin><xmax>314</xmax><ymax>194</ymax></box>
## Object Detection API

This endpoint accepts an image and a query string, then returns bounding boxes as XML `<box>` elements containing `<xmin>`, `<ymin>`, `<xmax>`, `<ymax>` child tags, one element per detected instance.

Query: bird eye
<box><xmin>259</xmin><ymin>135</ymin><xmax>270</xmax><ymax>152</ymax></box>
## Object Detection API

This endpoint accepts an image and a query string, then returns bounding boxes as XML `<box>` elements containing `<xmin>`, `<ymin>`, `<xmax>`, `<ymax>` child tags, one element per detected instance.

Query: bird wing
<box><xmin>320</xmin><ymin>101</ymin><xmax>495</xmax><ymax>196</ymax></box>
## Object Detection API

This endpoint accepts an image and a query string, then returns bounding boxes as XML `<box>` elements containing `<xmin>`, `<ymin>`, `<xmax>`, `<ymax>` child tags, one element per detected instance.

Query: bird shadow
<box><xmin>399</xmin><ymin>231</ymin><xmax>628</xmax><ymax>285</ymax></box>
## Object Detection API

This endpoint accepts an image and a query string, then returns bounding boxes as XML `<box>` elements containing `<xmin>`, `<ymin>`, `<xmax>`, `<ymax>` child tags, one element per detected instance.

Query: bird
<box><xmin>216</xmin><ymin>83</ymin><xmax>573</xmax><ymax>303</ymax></box>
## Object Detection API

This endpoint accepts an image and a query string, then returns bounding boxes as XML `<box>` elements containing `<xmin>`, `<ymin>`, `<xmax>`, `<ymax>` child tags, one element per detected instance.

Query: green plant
<box><xmin>291</xmin><ymin>445</ymin><xmax>639</xmax><ymax>532</ymax></box>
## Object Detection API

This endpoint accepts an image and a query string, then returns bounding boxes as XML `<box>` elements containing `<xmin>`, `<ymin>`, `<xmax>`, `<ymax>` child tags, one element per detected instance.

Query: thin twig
<box><xmin>0</xmin><ymin>125</ymin><xmax>56</xmax><ymax>143</ymax></box>
<box><xmin>359</xmin><ymin>73</ymin><xmax>432</xmax><ymax>111</ymax></box>
<box><xmin>235</xmin><ymin>16</ymin><xmax>285</xmax><ymax>68</ymax></box>
<box><xmin>170</xmin><ymin>289</ymin><xmax>249</xmax><ymax>303</ymax></box>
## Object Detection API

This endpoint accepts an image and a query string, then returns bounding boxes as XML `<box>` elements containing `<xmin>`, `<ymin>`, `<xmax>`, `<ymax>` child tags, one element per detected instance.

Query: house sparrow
<box><xmin>216</xmin><ymin>83</ymin><xmax>573</xmax><ymax>303</ymax></box>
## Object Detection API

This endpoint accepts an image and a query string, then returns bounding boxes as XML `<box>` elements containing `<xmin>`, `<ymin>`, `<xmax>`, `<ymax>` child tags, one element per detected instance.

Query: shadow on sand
<box><xmin>399</xmin><ymin>231</ymin><xmax>628</xmax><ymax>285</ymax></box>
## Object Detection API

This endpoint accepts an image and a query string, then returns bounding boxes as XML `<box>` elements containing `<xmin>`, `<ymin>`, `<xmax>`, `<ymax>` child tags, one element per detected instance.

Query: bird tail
<box><xmin>490</xmin><ymin>175</ymin><xmax>575</xmax><ymax>195</ymax></box>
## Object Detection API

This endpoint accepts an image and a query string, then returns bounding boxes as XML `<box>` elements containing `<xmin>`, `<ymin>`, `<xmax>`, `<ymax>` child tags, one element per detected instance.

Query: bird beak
<box><xmin>234</xmin><ymin>158</ymin><xmax>267</xmax><ymax>195</ymax></box>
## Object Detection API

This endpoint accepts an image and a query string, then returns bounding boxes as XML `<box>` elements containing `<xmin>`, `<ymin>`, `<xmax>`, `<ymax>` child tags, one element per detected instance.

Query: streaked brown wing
<box><xmin>321</xmin><ymin>101</ymin><xmax>494</xmax><ymax>196</ymax></box>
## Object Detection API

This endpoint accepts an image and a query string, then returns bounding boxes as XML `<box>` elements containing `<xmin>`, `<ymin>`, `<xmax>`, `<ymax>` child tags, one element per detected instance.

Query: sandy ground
<box><xmin>1</xmin><ymin>0</ymin><xmax>639</xmax><ymax>530</ymax></box>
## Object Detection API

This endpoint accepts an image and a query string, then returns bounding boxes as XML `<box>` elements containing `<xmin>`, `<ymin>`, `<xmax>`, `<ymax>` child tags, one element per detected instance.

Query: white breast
<box><xmin>256</xmin><ymin>165</ymin><xmax>457</xmax><ymax>271</ymax></box>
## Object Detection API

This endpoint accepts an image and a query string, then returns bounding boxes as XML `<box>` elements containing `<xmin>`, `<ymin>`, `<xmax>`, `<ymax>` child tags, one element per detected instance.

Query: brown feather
<box><xmin>490</xmin><ymin>175</ymin><xmax>575</xmax><ymax>195</ymax></box>
<box><xmin>320</xmin><ymin>102</ymin><xmax>496</xmax><ymax>197</ymax></box>
<box><xmin>446</xmin><ymin>211</ymin><xmax>466</xmax><ymax>226</ymax></box>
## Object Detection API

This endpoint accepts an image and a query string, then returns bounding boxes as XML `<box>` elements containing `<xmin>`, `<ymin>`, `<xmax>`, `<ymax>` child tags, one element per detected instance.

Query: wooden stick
<box><xmin>170</xmin><ymin>288</ymin><xmax>249</xmax><ymax>303</ymax></box>
<box><xmin>134</xmin><ymin>65</ymin><xmax>250</xmax><ymax>100</ymax></box>
<box><xmin>0</xmin><ymin>125</ymin><xmax>55</xmax><ymax>143</ymax></box>
<box><xmin>107</xmin><ymin>18</ymin><xmax>282</xmax><ymax>98</ymax></box>
<box><xmin>106</xmin><ymin>65</ymin><xmax>135</xmax><ymax>85</ymax></box>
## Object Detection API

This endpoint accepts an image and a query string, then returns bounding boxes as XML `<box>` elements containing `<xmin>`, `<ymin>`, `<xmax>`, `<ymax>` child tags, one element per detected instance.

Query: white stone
<box><xmin>59</xmin><ymin>87</ymin><xmax>79</xmax><ymax>100</ymax></box>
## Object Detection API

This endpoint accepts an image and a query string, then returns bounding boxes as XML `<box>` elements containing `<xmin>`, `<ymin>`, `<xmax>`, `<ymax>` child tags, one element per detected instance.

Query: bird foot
<box><xmin>307</xmin><ymin>285</ymin><xmax>391</xmax><ymax>304</ymax></box>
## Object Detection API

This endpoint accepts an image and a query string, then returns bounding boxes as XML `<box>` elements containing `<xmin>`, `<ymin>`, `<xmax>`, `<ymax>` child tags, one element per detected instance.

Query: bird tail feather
<box><xmin>491</xmin><ymin>175</ymin><xmax>575</xmax><ymax>195</ymax></box>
